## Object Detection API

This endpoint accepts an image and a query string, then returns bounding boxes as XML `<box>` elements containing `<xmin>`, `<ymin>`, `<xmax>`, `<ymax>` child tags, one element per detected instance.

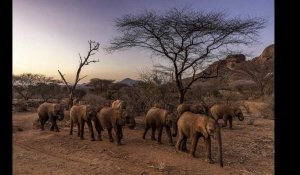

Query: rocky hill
<box><xmin>187</xmin><ymin>44</ymin><xmax>274</xmax><ymax>90</ymax></box>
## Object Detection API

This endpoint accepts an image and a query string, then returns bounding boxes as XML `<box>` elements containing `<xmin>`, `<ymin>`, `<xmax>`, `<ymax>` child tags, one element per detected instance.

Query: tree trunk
<box><xmin>179</xmin><ymin>90</ymin><xmax>185</xmax><ymax>104</ymax></box>
<box><xmin>69</xmin><ymin>92</ymin><xmax>74</xmax><ymax>109</ymax></box>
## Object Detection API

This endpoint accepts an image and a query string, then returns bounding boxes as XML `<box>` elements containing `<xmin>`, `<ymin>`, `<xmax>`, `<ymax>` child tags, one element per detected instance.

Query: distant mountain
<box><xmin>118</xmin><ymin>78</ymin><xmax>139</xmax><ymax>86</ymax></box>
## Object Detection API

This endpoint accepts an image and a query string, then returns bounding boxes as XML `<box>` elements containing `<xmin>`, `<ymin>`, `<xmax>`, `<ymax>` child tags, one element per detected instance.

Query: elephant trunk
<box><xmin>238</xmin><ymin>115</ymin><xmax>244</xmax><ymax>121</ymax></box>
<box><xmin>216</xmin><ymin>124</ymin><xmax>223</xmax><ymax>167</ymax></box>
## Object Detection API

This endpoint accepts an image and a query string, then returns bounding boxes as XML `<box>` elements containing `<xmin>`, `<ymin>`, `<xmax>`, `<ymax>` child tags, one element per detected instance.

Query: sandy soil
<box><xmin>13</xmin><ymin>112</ymin><xmax>274</xmax><ymax>175</ymax></box>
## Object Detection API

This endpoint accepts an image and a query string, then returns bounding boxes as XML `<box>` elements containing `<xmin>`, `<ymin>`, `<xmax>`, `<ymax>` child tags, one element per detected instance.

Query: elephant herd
<box><xmin>37</xmin><ymin>100</ymin><xmax>245</xmax><ymax>168</ymax></box>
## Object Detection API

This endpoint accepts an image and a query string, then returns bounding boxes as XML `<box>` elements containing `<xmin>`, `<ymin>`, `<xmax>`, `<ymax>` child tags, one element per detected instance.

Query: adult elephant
<box><xmin>37</xmin><ymin>102</ymin><xmax>65</xmax><ymax>132</ymax></box>
<box><xmin>176</xmin><ymin>111</ymin><xmax>223</xmax><ymax>167</ymax></box>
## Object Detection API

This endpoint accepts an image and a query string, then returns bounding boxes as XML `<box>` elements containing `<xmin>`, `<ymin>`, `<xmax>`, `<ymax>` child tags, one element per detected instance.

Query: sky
<box><xmin>13</xmin><ymin>0</ymin><xmax>274</xmax><ymax>83</ymax></box>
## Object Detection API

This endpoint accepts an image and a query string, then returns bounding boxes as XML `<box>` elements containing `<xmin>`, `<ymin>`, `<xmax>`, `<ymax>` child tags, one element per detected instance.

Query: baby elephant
<box><xmin>176</xmin><ymin>112</ymin><xmax>223</xmax><ymax>167</ymax></box>
<box><xmin>95</xmin><ymin>107</ymin><xmax>126</xmax><ymax>145</ymax></box>
<box><xmin>209</xmin><ymin>103</ymin><xmax>244</xmax><ymax>129</ymax></box>
<box><xmin>142</xmin><ymin>107</ymin><xmax>177</xmax><ymax>146</ymax></box>
<box><xmin>69</xmin><ymin>105</ymin><xmax>96</xmax><ymax>141</ymax></box>
<box><xmin>37</xmin><ymin>102</ymin><xmax>64</xmax><ymax>132</ymax></box>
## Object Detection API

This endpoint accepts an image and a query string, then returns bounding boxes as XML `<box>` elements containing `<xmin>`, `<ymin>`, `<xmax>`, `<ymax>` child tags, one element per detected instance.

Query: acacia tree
<box><xmin>86</xmin><ymin>78</ymin><xmax>115</xmax><ymax>95</ymax></box>
<box><xmin>35</xmin><ymin>79</ymin><xmax>63</xmax><ymax>102</ymax></box>
<box><xmin>13</xmin><ymin>73</ymin><xmax>50</xmax><ymax>101</ymax></box>
<box><xmin>58</xmin><ymin>40</ymin><xmax>100</xmax><ymax>108</ymax></box>
<box><xmin>233</xmin><ymin>59</ymin><xmax>274</xmax><ymax>98</ymax></box>
<box><xmin>108</xmin><ymin>8</ymin><xmax>266</xmax><ymax>103</ymax></box>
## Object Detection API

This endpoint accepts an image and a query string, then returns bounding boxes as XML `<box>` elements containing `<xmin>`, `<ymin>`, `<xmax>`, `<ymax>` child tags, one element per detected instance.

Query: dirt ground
<box><xmin>13</xmin><ymin>112</ymin><xmax>274</xmax><ymax>175</ymax></box>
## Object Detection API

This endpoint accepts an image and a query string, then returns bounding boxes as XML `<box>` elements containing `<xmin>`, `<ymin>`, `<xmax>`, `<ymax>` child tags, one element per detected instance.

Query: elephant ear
<box><xmin>165</xmin><ymin>111</ymin><xmax>176</xmax><ymax>127</ymax></box>
<box><xmin>233</xmin><ymin>108</ymin><xmax>241</xmax><ymax>116</ymax></box>
<box><xmin>115</xmin><ymin>110</ymin><xmax>125</xmax><ymax>126</ymax></box>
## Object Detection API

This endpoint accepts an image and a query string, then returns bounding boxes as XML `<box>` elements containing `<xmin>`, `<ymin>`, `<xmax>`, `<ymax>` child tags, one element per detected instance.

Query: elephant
<box><xmin>177</xmin><ymin>104</ymin><xmax>208</xmax><ymax>116</ymax></box>
<box><xmin>123</xmin><ymin>110</ymin><xmax>136</xmax><ymax>129</ymax></box>
<box><xmin>69</xmin><ymin>105</ymin><xmax>97</xmax><ymax>141</ymax></box>
<box><xmin>94</xmin><ymin>106</ymin><xmax>127</xmax><ymax>145</ymax></box>
<box><xmin>142</xmin><ymin>107</ymin><xmax>177</xmax><ymax>146</ymax></box>
<box><xmin>209</xmin><ymin>103</ymin><xmax>244</xmax><ymax>129</ymax></box>
<box><xmin>37</xmin><ymin>102</ymin><xmax>64</xmax><ymax>132</ymax></box>
<box><xmin>176</xmin><ymin>111</ymin><xmax>223</xmax><ymax>167</ymax></box>
<box><xmin>111</xmin><ymin>99</ymin><xmax>126</xmax><ymax>110</ymax></box>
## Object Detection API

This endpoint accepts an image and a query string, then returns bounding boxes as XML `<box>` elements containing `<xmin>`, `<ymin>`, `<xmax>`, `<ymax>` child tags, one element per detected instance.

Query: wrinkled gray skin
<box><xmin>69</xmin><ymin>105</ymin><xmax>97</xmax><ymax>141</ymax></box>
<box><xmin>210</xmin><ymin>104</ymin><xmax>244</xmax><ymax>129</ymax></box>
<box><xmin>142</xmin><ymin>107</ymin><xmax>177</xmax><ymax>146</ymax></box>
<box><xmin>37</xmin><ymin>102</ymin><xmax>64</xmax><ymax>132</ymax></box>
<box><xmin>176</xmin><ymin>112</ymin><xmax>223</xmax><ymax>167</ymax></box>
<box><xmin>94</xmin><ymin>107</ymin><xmax>127</xmax><ymax>145</ymax></box>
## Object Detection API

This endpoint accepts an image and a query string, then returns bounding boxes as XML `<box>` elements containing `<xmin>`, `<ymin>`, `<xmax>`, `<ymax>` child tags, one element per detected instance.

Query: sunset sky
<box><xmin>13</xmin><ymin>0</ymin><xmax>274</xmax><ymax>83</ymax></box>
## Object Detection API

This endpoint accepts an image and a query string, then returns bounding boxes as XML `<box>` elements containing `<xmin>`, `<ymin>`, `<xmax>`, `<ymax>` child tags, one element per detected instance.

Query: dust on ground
<box><xmin>13</xmin><ymin>112</ymin><xmax>274</xmax><ymax>175</ymax></box>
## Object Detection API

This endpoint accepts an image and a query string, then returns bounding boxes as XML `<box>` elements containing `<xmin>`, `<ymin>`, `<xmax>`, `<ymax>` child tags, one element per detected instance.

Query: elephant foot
<box><xmin>55</xmin><ymin>130</ymin><xmax>59</xmax><ymax>132</ymax></box>
<box><xmin>117</xmin><ymin>142</ymin><xmax>123</xmax><ymax>146</ymax></box>
<box><xmin>69</xmin><ymin>132</ymin><xmax>72</xmax><ymax>135</ymax></box>
<box><xmin>109</xmin><ymin>138</ymin><xmax>114</xmax><ymax>142</ymax></box>
<box><xmin>151</xmin><ymin>137</ymin><xmax>156</xmax><ymax>141</ymax></box>
<box><xmin>157</xmin><ymin>141</ymin><xmax>162</xmax><ymax>145</ymax></box>
<box><xmin>142</xmin><ymin>136</ymin><xmax>145</xmax><ymax>140</ymax></box>
<box><xmin>50</xmin><ymin>128</ymin><xmax>54</xmax><ymax>131</ymax></box>
<box><xmin>90</xmin><ymin>137</ymin><xmax>95</xmax><ymax>141</ymax></box>
<box><xmin>97</xmin><ymin>136</ymin><xmax>103</xmax><ymax>141</ymax></box>
<box><xmin>168</xmin><ymin>142</ymin><xmax>175</xmax><ymax>146</ymax></box>
<box><xmin>189</xmin><ymin>153</ymin><xmax>196</xmax><ymax>158</ymax></box>
<box><xmin>205</xmin><ymin>158</ymin><xmax>213</xmax><ymax>164</ymax></box>
<box><xmin>80</xmin><ymin>137</ymin><xmax>84</xmax><ymax>140</ymax></box>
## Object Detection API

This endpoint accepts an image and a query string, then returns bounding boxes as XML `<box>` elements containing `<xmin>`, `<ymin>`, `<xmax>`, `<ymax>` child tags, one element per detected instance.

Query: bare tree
<box><xmin>108</xmin><ymin>8</ymin><xmax>266</xmax><ymax>103</ymax></box>
<box><xmin>58</xmin><ymin>40</ymin><xmax>100</xmax><ymax>108</ymax></box>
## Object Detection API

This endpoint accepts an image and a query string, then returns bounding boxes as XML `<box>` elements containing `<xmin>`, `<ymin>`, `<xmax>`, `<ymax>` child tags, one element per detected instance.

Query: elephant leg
<box><xmin>157</xmin><ymin>126</ymin><xmax>163</xmax><ymax>144</ymax></box>
<box><xmin>117</xmin><ymin>125</ymin><xmax>123</xmax><ymax>140</ymax></box>
<box><xmin>50</xmin><ymin>123</ymin><xmax>54</xmax><ymax>131</ymax></box>
<box><xmin>142</xmin><ymin>123</ymin><xmax>150</xmax><ymax>139</ymax></box>
<box><xmin>113</xmin><ymin>126</ymin><xmax>121</xmax><ymax>145</ymax></box>
<box><xmin>165</xmin><ymin>126</ymin><xmax>174</xmax><ymax>146</ymax></box>
<box><xmin>69</xmin><ymin>120</ymin><xmax>73</xmax><ymax>135</ymax></box>
<box><xmin>53</xmin><ymin>119</ymin><xmax>59</xmax><ymax>132</ymax></box>
<box><xmin>151</xmin><ymin>125</ymin><xmax>156</xmax><ymax>141</ymax></box>
<box><xmin>77</xmin><ymin>123</ymin><xmax>80</xmax><ymax>137</ymax></box>
<box><xmin>108</xmin><ymin>128</ymin><xmax>114</xmax><ymax>142</ymax></box>
<box><xmin>80</xmin><ymin>120</ymin><xmax>85</xmax><ymax>140</ymax></box>
<box><xmin>229</xmin><ymin>117</ymin><xmax>233</xmax><ymax>129</ymax></box>
<box><xmin>87</xmin><ymin>120</ymin><xmax>95</xmax><ymax>141</ymax></box>
<box><xmin>175</xmin><ymin>130</ymin><xmax>184</xmax><ymax>151</ymax></box>
<box><xmin>204</xmin><ymin>136</ymin><xmax>213</xmax><ymax>163</ymax></box>
<box><xmin>190</xmin><ymin>134</ymin><xmax>199</xmax><ymax>157</ymax></box>
<box><xmin>181</xmin><ymin>137</ymin><xmax>188</xmax><ymax>152</ymax></box>
<box><xmin>222</xmin><ymin>115</ymin><xmax>228</xmax><ymax>128</ymax></box>
<box><xmin>94</xmin><ymin>121</ymin><xmax>102</xmax><ymax>141</ymax></box>
<box><xmin>40</xmin><ymin>119</ymin><xmax>45</xmax><ymax>131</ymax></box>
